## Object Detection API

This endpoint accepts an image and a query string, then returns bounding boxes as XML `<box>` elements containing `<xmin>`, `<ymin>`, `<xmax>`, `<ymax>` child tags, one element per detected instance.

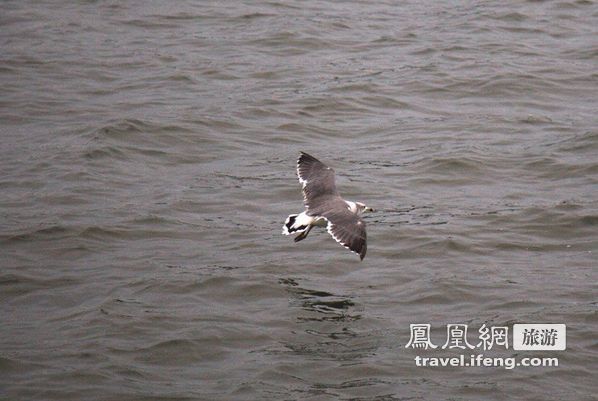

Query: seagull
<box><xmin>282</xmin><ymin>152</ymin><xmax>374</xmax><ymax>260</ymax></box>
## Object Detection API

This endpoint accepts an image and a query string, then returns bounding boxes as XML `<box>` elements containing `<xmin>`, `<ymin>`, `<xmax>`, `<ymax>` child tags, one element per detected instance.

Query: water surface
<box><xmin>1</xmin><ymin>1</ymin><xmax>597</xmax><ymax>400</ymax></box>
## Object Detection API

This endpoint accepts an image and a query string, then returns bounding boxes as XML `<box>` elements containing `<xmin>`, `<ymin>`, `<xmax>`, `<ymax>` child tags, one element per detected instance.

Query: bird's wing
<box><xmin>325</xmin><ymin>208</ymin><xmax>367</xmax><ymax>260</ymax></box>
<box><xmin>310</xmin><ymin>197</ymin><xmax>367</xmax><ymax>260</ymax></box>
<box><xmin>296</xmin><ymin>152</ymin><xmax>339</xmax><ymax>209</ymax></box>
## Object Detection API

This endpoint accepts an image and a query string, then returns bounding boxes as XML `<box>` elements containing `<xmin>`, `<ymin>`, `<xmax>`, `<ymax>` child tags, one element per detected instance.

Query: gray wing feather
<box><xmin>296</xmin><ymin>152</ymin><xmax>339</xmax><ymax>209</ymax></box>
<box><xmin>309</xmin><ymin>197</ymin><xmax>367</xmax><ymax>260</ymax></box>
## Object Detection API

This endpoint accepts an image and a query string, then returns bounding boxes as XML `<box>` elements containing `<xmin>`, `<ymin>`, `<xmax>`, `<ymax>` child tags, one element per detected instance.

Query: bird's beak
<box><xmin>366</xmin><ymin>207</ymin><xmax>375</xmax><ymax>212</ymax></box>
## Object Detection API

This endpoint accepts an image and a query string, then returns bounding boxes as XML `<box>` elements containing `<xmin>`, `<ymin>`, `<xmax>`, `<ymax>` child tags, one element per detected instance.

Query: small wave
<box><xmin>82</xmin><ymin>118</ymin><xmax>201</xmax><ymax>164</ymax></box>
<box><xmin>555</xmin><ymin>131</ymin><xmax>598</xmax><ymax>153</ymax></box>
<box><xmin>164</xmin><ymin>73</ymin><xmax>195</xmax><ymax>83</ymax></box>
<box><xmin>109</xmin><ymin>338</ymin><xmax>223</xmax><ymax>365</ymax></box>
<box><xmin>248</xmin><ymin>32</ymin><xmax>334</xmax><ymax>54</ymax></box>
<box><xmin>118</xmin><ymin>18</ymin><xmax>180</xmax><ymax>29</ymax></box>
<box><xmin>420</xmin><ymin>156</ymin><xmax>488</xmax><ymax>176</ymax></box>
<box><xmin>2</xmin><ymin>225</ymin><xmax>75</xmax><ymax>243</ymax></box>
<box><xmin>0</xmin><ymin>271</ymin><xmax>81</xmax><ymax>298</ymax></box>
<box><xmin>486</xmin><ymin>11</ymin><xmax>529</xmax><ymax>22</ymax></box>
<box><xmin>83</xmin><ymin>145</ymin><xmax>128</xmax><ymax>160</ymax></box>
<box><xmin>91</xmin><ymin>119</ymin><xmax>157</xmax><ymax>138</ymax></box>
<box><xmin>238</xmin><ymin>12</ymin><xmax>276</xmax><ymax>20</ymax></box>
<box><xmin>0</xmin><ymin>355</ymin><xmax>46</xmax><ymax>374</ymax></box>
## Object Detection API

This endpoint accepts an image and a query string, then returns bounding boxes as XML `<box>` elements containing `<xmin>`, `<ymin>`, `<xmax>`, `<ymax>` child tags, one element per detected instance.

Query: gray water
<box><xmin>1</xmin><ymin>1</ymin><xmax>597</xmax><ymax>400</ymax></box>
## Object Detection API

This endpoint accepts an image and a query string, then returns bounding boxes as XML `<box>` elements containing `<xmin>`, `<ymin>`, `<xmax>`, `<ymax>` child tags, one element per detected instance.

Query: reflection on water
<box><xmin>278</xmin><ymin>277</ymin><xmax>379</xmax><ymax>363</ymax></box>
<box><xmin>280</xmin><ymin>278</ymin><xmax>360</xmax><ymax>322</ymax></box>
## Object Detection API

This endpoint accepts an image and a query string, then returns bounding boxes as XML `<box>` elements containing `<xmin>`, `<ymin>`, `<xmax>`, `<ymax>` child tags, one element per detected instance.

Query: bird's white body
<box><xmin>282</xmin><ymin>200</ymin><xmax>365</xmax><ymax>235</ymax></box>
<box><xmin>282</xmin><ymin>211</ymin><xmax>327</xmax><ymax>235</ymax></box>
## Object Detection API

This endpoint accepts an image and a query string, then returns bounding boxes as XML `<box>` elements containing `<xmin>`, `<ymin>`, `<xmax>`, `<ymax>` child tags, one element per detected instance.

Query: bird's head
<box><xmin>355</xmin><ymin>202</ymin><xmax>375</xmax><ymax>214</ymax></box>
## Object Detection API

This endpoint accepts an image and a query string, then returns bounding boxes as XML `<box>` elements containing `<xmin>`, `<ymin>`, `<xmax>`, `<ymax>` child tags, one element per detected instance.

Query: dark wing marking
<box><xmin>296</xmin><ymin>152</ymin><xmax>339</xmax><ymax>209</ymax></box>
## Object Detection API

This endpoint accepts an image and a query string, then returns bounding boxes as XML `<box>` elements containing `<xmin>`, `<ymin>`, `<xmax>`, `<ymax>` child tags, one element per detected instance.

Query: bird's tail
<box><xmin>282</xmin><ymin>214</ymin><xmax>309</xmax><ymax>235</ymax></box>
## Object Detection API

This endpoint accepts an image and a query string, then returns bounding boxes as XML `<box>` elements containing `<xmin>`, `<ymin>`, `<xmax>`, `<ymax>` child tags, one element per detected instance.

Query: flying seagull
<box><xmin>282</xmin><ymin>152</ymin><xmax>374</xmax><ymax>260</ymax></box>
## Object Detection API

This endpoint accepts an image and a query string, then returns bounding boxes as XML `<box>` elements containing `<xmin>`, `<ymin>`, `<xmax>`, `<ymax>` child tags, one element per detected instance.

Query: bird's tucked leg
<box><xmin>294</xmin><ymin>225</ymin><xmax>313</xmax><ymax>242</ymax></box>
